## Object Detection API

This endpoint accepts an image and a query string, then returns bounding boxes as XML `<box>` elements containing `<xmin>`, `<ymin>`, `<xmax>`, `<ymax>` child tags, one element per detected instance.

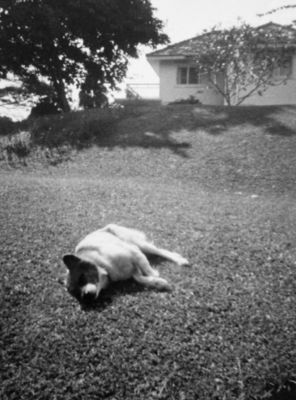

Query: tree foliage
<box><xmin>194</xmin><ymin>22</ymin><xmax>296</xmax><ymax>105</ymax></box>
<box><xmin>0</xmin><ymin>0</ymin><xmax>168</xmax><ymax>111</ymax></box>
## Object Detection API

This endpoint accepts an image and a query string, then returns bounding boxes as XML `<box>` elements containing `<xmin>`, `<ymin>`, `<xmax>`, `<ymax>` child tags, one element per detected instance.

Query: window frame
<box><xmin>273</xmin><ymin>56</ymin><xmax>292</xmax><ymax>79</ymax></box>
<box><xmin>177</xmin><ymin>66</ymin><xmax>200</xmax><ymax>85</ymax></box>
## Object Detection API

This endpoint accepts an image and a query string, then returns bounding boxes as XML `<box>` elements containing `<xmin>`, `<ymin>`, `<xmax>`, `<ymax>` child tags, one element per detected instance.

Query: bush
<box><xmin>170</xmin><ymin>95</ymin><xmax>202</xmax><ymax>105</ymax></box>
<box><xmin>29</xmin><ymin>97</ymin><xmax>61</xmax><ymax>118</ymax></box>
<box><xmin>0</xmin><ymin>130</ymin><xmax>31</xmax><ymax>160</ymax></box>
<box><xmin>30</xmin><ymin>108</ymin><xmax>120</xmax><ymax>148</ymax></box>
<box><xmin>0</xmin><ymin>116</ymin><xmax>16</xmax><ymax>136</ymax></box>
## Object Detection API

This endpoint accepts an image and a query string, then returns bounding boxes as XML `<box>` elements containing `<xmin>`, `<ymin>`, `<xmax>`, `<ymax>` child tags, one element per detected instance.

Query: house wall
<box><xmin>158</xmin><ymin>60</ymin><xmax>224</xmax><ymax>105</ymax></box>
<box><xmin>243</xmin><ymin>54</ymin><xmax>296</xmax><ymax>105</ymax></box>
<box><xmin>155</xmin><ymin>53</ymin><xmax>296</xmax><ymax>106</ymax></box>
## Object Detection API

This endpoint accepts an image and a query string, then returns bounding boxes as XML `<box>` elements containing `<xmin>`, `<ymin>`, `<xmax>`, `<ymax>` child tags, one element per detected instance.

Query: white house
<box><xmin>147</xmin><ymin>23</ymin><xmax>296</xmax><ymax>106</ymax></box>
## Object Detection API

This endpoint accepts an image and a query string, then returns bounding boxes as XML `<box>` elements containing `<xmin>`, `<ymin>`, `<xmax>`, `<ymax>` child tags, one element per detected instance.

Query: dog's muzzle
<box><xmin>81</xmin><ymin>283</ymin><xmax>98</xmax><ymax>301</ymax></box>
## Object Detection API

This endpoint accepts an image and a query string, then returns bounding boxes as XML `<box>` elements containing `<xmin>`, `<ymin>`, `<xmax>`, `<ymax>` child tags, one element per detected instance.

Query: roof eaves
<box><xmin>146</xmin><ymin>54</ymin><xmax>189</xmax><ymax>60</ymax></box>
<box><xmin>256</xmin><ymin>21</ymin><xmax>296</xmax><ymax>33</ymax></box>
<box><xmin>146</xmin><ymin>33</ymin><xmax>207</xmax><ymax>57</ymax></box>
<box><xmin>147</xmin><ymin>23</ymin><xmax>296</xmax><ymax>58</ymax></box>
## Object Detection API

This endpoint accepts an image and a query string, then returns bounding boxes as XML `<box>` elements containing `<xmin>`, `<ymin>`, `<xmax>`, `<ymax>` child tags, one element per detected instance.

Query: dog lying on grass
<box><xmin>62</xmin><ymin>224</ymin><xmax>189</xmax><ymax>301</ymax></box>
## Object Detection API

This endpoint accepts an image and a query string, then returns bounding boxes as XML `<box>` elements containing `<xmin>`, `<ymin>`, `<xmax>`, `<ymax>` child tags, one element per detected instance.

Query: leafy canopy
<box><xmin>0</xmin><ymin>0</ymin><xmax>168</xmax><ymax>111</ymax></box>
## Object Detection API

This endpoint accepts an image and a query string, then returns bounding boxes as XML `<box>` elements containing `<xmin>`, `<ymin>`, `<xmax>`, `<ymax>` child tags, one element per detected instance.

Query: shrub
<box><xmin>29</xmin><ymin>97</ymin><xmax>61</xmax><ymax>118</ymax></box>
<box><xmin>0</xmin><ymin>130</ymin><xmax>31</xmax><ymax>160</ymax></box>
<box><xmin>0</xmin><ymin>116</ymin><xmax>16</xmax><ymax>136</ymax></box>
<box><xmin>30</xmin><ymin>108</ymin><xmax>120</xmax><ymax>148</ymax></box>
<box><xmin>170</xmin><ymin>95</ymin><xmax>202</xmax><ymax>105</ymax></box>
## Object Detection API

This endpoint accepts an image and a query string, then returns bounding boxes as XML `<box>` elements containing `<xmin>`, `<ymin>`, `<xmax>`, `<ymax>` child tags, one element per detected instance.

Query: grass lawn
<box><xmin>1</xmin><ymin>103</ymin><xmax>296</xmax><ymax>400</ymax></box>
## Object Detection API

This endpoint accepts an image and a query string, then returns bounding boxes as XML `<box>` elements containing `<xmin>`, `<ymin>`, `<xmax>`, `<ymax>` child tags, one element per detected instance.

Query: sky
<box><xmin>126</xmin><ymin>0</ymin><xmax>296</xmax><ymax>82</ymax></box>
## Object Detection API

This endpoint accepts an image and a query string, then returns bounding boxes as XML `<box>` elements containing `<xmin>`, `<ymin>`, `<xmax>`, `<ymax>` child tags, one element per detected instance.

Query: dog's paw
<box><xmin>157</xmin><ymin>279</ymin><xmax>172</xmax><ymax>291</ymax></box>
<box><xmin>175</xmin><ymin>255</ymin><xmax>190</xmax><ymax>267</ymax></box>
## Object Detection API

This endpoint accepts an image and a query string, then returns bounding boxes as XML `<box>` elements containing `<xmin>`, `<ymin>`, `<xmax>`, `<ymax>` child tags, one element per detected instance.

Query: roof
<box><xmin>146</xmin><ymin>33</ymin><xmax>209</xmax><ymax>58</ymax></box>
<box><xmin>147</xmin><ymin>23</ymin><xmax>296</xmax><ymax>59</ymax></box>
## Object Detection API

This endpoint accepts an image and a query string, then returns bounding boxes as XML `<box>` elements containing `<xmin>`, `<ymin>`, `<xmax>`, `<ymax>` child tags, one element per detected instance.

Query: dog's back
<box><xmin>101</xmin><ymin>224</ymin><xmax>148</xmax><ymax>246</ymax></box>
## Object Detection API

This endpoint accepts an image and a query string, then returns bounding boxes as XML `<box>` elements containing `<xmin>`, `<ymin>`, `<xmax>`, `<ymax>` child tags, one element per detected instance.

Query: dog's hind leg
<box><xmin>136</xmin><ymin>241</ymin><xmax>189</xmax><ymax>267</ymax></box>
<box><xmin>133</xmin><ymin>272</ymin><xmax>171</xmax><ymax>291</ymax></box>
<box><xmin>132</xmin><ymin>249</ymin><xmax>160</xmax><ymax>277</ymax></box>
<box><xmin>104</xmin><ymin>224</ymin><xmax>189</xmax><ymax>266</ymax></box>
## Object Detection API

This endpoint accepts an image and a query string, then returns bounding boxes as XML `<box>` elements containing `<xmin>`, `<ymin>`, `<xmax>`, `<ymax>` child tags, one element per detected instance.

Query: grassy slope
<box><xmin>1</xmin><ymin>103</ymin><xmax>296</xmax><ymax>400</ymax></box>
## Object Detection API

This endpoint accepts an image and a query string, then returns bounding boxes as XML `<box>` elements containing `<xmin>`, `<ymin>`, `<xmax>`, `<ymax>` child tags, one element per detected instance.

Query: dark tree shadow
<box><xmin>11</xmin><ymin>101</ymin><xmax>296</xmax><ymax>161</ymax></box>
<box><xmin>263</xmin><ymin>380</ymin><xmax>296</xmax><ymax>400</ymax></box>
<box><xmin>170</xmin><ymin>104</ymin><xmax>296</xmax><ymax>137</ymax></box>
<box><xmin>91</xmin><ymin>104</ymin><xmax>296</xmax><ymax>156</ymax></box>
<box><xmin>214</xmin><ymin>105</ymin><xmax>296</xmax><ymax>137</ymax></box>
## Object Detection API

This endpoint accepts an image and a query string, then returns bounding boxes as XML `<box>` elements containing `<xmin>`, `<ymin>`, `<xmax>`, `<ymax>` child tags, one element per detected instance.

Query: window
<box><xmin>177</xmin><ymin>66</ymin><xmax>199</xmax><ymax>84</ymax></box>
<box><xmin>178</xmin><ymin>67</ymin><xmax>188</xmax><ymax>84</ymax></box>
<box><xmin>273</xmin><ymin>57</ymin><xmax>292</xmax><ymax>78</ymax></box>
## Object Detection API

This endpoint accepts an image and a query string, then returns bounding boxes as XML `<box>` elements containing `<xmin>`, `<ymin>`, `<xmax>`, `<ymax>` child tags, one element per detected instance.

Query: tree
<box><xmin>0</xmin><ymin>0</ymin><xmax>168</xmax><ymax>112</ymax></box>
<box><xmin>193</xmin><ymin>22</ymin><xmax>296</xmax><ymax>106</ymax></box>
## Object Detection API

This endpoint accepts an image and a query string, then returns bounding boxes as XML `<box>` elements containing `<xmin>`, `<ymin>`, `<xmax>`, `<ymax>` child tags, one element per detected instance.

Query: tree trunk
<box><xmin>53</xmin><ymin>78</ymin><xmax>71</xmax><ymax>113</ymax></box>
<box><xmin>49</xmin><ymin>50</ymin><xmax>71</xmax><ymax>113</ymax></box>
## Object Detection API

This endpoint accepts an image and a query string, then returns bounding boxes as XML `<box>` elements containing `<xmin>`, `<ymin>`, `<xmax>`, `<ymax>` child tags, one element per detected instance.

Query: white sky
<box><xmin>126</xmin><ymin>0</ymin><xmax>296</xmax><ymax>82</ymax></box>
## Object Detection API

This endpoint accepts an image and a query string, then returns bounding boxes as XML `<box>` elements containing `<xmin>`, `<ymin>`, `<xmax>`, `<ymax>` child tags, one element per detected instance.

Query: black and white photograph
<box><xmin>1</xmin><ymin>1</ymin><xmax>296</xmax><ymax>399</ymax></box>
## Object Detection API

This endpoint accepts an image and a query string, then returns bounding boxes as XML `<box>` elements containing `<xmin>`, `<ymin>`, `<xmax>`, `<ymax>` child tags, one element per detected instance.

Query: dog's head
<box><xmin>62</xmin><ymin>254</ymin><xmax>107</xmax><ymax>301</ymax></box>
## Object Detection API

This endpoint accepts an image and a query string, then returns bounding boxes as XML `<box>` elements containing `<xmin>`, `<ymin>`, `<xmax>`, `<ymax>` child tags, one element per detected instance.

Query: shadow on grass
<box><xmin>2</xmin><ymin>103</ymin><xmax>296</xmax><ymax>161</ymax></box>
<box><xmin>185</xmin><ymin>104</ymin><xmax>296</xmax><ymax>137</ymax></box>
<box><xmin>263</xmin><ymin>380</ymin><xmax>296</xmax><ymax>400</ymax></box>
<box><xmin>27</xmin><ymin>105</ymin><xmax>193</xmax><ymax>158</ymax></box>
<box><xmin>77</xmin><ymin>279</ymin><xmax>148</xmax><ymax>312</ymax></box>
<box><xmin>72</xmin><ymin>255</ymin><xmax>169</xmax><ymax>312</ymax></box>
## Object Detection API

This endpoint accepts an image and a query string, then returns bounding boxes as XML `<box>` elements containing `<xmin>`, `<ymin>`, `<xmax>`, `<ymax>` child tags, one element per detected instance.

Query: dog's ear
<box><xmin>62</xmin><ymin>254</ymin><xmax>81</xmax><ymax>270</ymax></box>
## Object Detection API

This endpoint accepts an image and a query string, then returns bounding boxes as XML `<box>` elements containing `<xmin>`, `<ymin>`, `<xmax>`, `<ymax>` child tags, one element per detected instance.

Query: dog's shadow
<box><xmin>77</xmin><ymin>280</ymin><xmax>149</xmax><ymax>312</ymax></box>
<box><xmin>74</xmin><ymin>256</ymin><xmax>168</xmax><ymax>312</ymax></box>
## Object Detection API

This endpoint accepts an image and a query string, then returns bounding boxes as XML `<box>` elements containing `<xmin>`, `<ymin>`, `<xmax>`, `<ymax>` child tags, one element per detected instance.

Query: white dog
<box><xmin>62</xmin><ymin>224</ymin><xmax>189</xmax><ymax>301</ymax></box>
